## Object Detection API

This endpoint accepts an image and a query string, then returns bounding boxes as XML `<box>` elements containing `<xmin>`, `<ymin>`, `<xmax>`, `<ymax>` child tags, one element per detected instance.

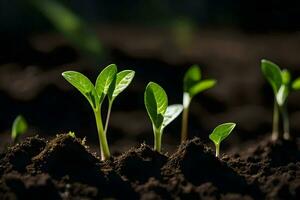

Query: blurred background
<box><xmin>1</xmin><ymin>0</ymin><xmax>300</xmax><ymax>153</ymax></box>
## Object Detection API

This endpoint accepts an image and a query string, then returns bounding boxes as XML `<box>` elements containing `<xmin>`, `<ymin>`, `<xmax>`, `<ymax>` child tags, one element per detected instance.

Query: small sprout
<box><xmin>62</xmin><ymin>64</ymin><xmax>134</xmax><ymax>160</ymax></box>
<box><xmin>11</xmin><ymin>115</ymin><xmax>28</xmax><ymax>143</ymax></box>
<box><xmin>181</xmin><ymin>65</ymin><xmax>216</xmax><ymax>142</ymax></box>
<box><xmin>68</xmin><ymin>131</ymin><xmax>76</xmax><ymax>138</ymax></box>
<box><xmin>144</xmin><ymin>82</ymin><xmax>183</xmax><ymax>152</ymax></box>
<box><xmin>261</xmin><ymin>59</ymin><xmax>300</xmax><ymax>140</ymax></box>
<box><xmin>209</xmin><ymin>123</ymin><xmax>236</xmax><ymax>158</ymax></box>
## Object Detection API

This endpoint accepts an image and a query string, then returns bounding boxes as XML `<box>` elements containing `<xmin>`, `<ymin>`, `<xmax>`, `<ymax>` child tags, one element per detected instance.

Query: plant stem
<box><xmin>94</xmin><ymin>108</ymin><xmax>110</xmax><ymax>160</ymax></box>
<box><xmin>215</xmin><ymin>143</ymin><xmax>220</xmax><ymax>158</ymax></box>
<box><xmin>153</xmin><ymin>126</ymin><xmax>162</xmax><ymax>152</ymax></box>
<box><xmin>181</xmin><ymin>106</ymin><xmax>189</xmax><ymax>142</ymax></box>
<box><xmin>271</xmin><ymin>99</ymin><xmax>279</xmax><ymax>141</ymax></box>
<box><xmin>104</xmin><ymin>101</ymin><xmax>113</xmax><ymax>135</ymax></box>
<box><xmin>281</xmin><ymin>104</ymin><xmax>290</xmax><ymax>140</ymax></box>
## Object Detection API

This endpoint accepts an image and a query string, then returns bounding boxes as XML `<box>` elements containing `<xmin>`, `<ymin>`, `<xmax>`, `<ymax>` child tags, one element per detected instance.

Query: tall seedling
<box><xmin>144</xmin><ymin>82</ymin><xmax>183</xmax><ymax>152</ymax></box>
<box><xmin>62</xmin><ymin>64</ymin><xmax>134</xmax><ymax>160</ymax></box>
<box><xmin>261</xmin><ymin>59</ymin><xmax>300</xmax><ymax>140</ymax></box>
<box><xmin>181</xmin><ymin>65</ymin><xmax>216</xmax><ymax>142</ymax></box>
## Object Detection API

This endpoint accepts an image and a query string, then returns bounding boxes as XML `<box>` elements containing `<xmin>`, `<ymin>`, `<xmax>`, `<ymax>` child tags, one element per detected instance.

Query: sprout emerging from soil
<box><xmin>68</xmin><ymin>131</ymin><xmax>76</xmax><ymax>138</ymax></box>
<box><xmin>261</xmin><ymin>59</ymin><xmax>300</xmax><ymax>140</ymax></box>
<box><xmin>144</xmin><ymin>82</ymin><xmax>183</xmax><ymax>152</ymax></box>
<box><xmin>11</xmin><ymin>115</ymin><xmax>28</xmax><ymax>143</ymax></box>
<box><xmin>181</xmin><ymin>65</ymin><xmax>216</xmax><ymax>142</ymax></box>
<box><xmin>209</xmin><ymin>123</ymin><xmax>236</xmax><ymax>158</ymax></box>
<box><xmin>62</xmin><ymin>64</ymin><xmax>135</xmax><ymax>160</ymax></box>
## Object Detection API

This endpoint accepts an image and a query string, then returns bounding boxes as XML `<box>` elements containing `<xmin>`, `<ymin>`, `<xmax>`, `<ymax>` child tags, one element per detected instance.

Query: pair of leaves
<box><xmin>209</xmin><ymin>123</ymin><xmax>236</xmax><ymax>145</ymax></box>
<box><xmin>12</xmin><ymin>115</ymin><xmax>28</xmax><ymax>142</ymax></box>
<box><xmin>62</xmin><ymin>64</ymin><xmax>135</xmax><ymax>109</ymax></box>
<box><xmin>261</xmin><ymin>59</ymin><xmax>300</xmax><ymax>106</ymax></box>
<box><xmin>183</xmin><ymin>65</ymin><xmax>216</xmax><ymax>106</ymax></box>
<box><xmin>144</xmin><ymin>82</ymin><xmax>183</xmax><ymax>131</ymax></box>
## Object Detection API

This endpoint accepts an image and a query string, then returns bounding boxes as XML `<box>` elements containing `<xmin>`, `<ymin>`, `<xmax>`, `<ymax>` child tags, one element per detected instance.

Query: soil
<box><xmin>0</xmin><ymin>134</ymin><xmax>299</xmax><ymax>199</ymax></box>
<box><xmin>1</xmin><ymin>27</ymin><xmax>300</xmax><ymax>199</ymax></box>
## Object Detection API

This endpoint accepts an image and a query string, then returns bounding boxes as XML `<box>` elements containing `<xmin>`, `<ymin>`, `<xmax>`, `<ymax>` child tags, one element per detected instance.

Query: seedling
<box><xmin>11</xmin><ymin>115</ymin><xmax>28</xmax><ymax>143</ymax></box>
<box><xmin>181</xmin><ymin>65</ymin><xmax>216</xmax><ymax>142</ymax></box>
<box><xmin>144</xmin><ymin>82</ymin><xmax>183</xmax><ymax>152</ymax></box>
<box><xmin>62</xmin><ymin>64</ymin><xmax>135</xmax><ymax>160</ymax></box>
<box><xmin>209</xmin><ymin>123</ymin><xmax>236</xmax><ymax>157</ymax></box>
<box><xmin>261</xmin><ymin>59</ymin><xmax>300</xmax><ymax>140</ymax></box>
<box><xmin>68</xmin><ymin>131</ymin><xmax>76</xmax><ymax>138</ymax></box>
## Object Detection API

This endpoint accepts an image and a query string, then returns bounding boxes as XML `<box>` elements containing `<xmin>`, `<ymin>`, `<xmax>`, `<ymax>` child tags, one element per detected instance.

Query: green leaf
<box><xmin>261</xmin><ymin>59</ymin><xmax>282</xmax><ymax>93</ymax></box>
<box><xmin>281</xmin><ymin>69</ymin><xmax>291</xmax><ymax>85</ymax></box>
<box><xmin>292</xmin><ymin>77</ymin><xmax>300</xmax><ymax>90</ymax></box>
<box><xmin>161</xmin><ymin>104</ymin><xmax>183</xmax><ymax>130</ymax></box>
<box><xmin>68</xmin><ymin>131</ymin><xmax>76</xmax><ymax>138</ymax></box>
<box><xmin>276</xmin><ymin>85</ymin><xmax>289</xmax><ymax>106</ymax></box>
<box><xmin>183</xmin><ymin>65</ymin><xmax>201</xmax><ymax>92</ymax></box>
<box><xmin>95</xmin><ymin>64</ymin><xmax>117</xmax><ymax>102</ymax></box>
<box><xmin>12</xmin><ymin>115</ymin><xmax>28</xmax><ymax>142</ymax></box>
<box><xmin>62</xmin><ymin>71</ymin><xmax>98</xmax><ymax>108</ymax></box>
<box><xmin>189</xmin><ymin>79</ymin><xmax>216</xmax><ymax>98</ymax></box>
<box><xmin>111</xmin><ymin>70</ymin><xmax>135</xmax><ymax>101</ymax></box>
<box><xmin>144</xmin><ymin>82</ymin><xmax>168</xmax><ymax>128</ymax></box>
<box><xmin>209</xmin><ymin>123</ymin><xmax>236</xmax><ymax>145</ymax></box>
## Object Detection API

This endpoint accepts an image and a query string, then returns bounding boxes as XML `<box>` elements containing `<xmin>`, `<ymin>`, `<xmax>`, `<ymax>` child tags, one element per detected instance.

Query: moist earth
<box><xmin>0</xmin><ymin>134</ymin><xmax>299</xmax><ymax>199</ymax></box>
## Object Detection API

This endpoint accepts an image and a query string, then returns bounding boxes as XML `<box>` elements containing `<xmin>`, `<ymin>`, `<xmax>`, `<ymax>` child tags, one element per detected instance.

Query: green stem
<box><xmin>94</xmin><ymin>107</ymin><xmax>110</xmax><ymax>160</ymax></box>
<box><xmin>272</xmin><ymin>99</ymin><xmax>279</xmax><ymax>141</ymax></box>
<box><xmin>153</xmin><ymin>126</ymin><xmax>162</xmax><ymax>152</ymax></box>
<box><xmin>215</xmin><ymin>143</ymin><xmax>220</xmax><ymax>158</ymax></box>
<box><xmin>104</xmin><ymin>101</ymin><xmax>113</xmax><ymax>135</ymax></box>
<box><xmin>181</xmin><ymin>106</ymin><xmax>189</xmax><ymax>142</ymax></box>
<box><xmin>281</xmin><ymin>104</ymin><xmax>290</xmax><ymax>140</ymax></box>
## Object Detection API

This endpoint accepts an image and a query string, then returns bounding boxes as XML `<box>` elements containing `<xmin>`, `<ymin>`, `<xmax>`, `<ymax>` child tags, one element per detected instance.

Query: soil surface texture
<box><xmin>0</xmin><ymin>134</ymin><xmax>299</xmax><ymax>199</ymax></box>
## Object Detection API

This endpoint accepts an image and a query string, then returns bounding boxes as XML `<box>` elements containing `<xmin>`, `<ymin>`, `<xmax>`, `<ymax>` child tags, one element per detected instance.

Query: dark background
<box><xmin>1</xmin><ymin>0</ymin><xmax>300</xmax><ymax>153</ymax></box>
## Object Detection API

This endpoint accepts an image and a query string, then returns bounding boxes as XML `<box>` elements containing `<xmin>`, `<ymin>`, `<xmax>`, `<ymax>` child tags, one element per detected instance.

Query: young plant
<box><xmin>261</xmin><ymin>59</ymin><xmax>300</xmax><ymax>140</ymax></box>
<box><xmin>11</xmin><ymin>115</ymin><xmax>28</xmax><ymax>143</ymax></box>
<box><xmin>68</xmin><ymin>131</ymin><xmax>76</xmax><ymax>138</ymax></box>
<box><xmin>144</xmin><ymin>82</ymin><xmax>183</xmax><ymax>152</ymax></box>
<box><xmin>181</xmin><ymin>65</ymin><xmax>216</xmax><ymax>142</ymax></box>
<box><xmin>62</xmin><ymin>64</ymin><xmax>135</xmax><ymax>160</ymax></box>
<box><xmin>209</xmin><ymin>123</ymin><xmax>236</xmax><ymax>158</ymax></box>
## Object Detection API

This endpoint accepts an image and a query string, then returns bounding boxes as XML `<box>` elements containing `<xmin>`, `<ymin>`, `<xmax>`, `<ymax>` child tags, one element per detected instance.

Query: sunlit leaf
<box><xmin>111</xmin><ymin>70</ymin><xmax>135</xmax><ymax>101</ymax></box>
<box><xmin>189</xmin><ymin>79</ymin><xmax>217</xmax><ymax>98</ymax></box>
<box><xmin>261</xmin><ymin>59</ymin><xmax>282</xmax><ymax>93</ymax></box>
<box><xmin>62</xmin><ymin>71</ymin><xmax>98</xmax><ymax>108</ymax></box>
<box><xmin>209</xmin><ymin>123</ymin><xmax>236</xmax><ymax>145</ymax></box>
<box><xmin>276</xmin><ymin>85</ymin><xmax>289</xmax><ymax>106</ymax></box>
<box><xmin>281</xmin><ymin>69</ymin><xmax>291</xmax><ymax>85</ymax></box>
<box><xmin>12</xmin><ymin>115</ymin><xmax>28</xmax><ymax>142</ymax></box>
<box><xmin>95</xmin><ymin>64</ymin><xmax>117</xmax><ymax>102</ymax></box>
<box><xmin>292</xmin><ymin>77</ymin><xmax>300</xmax><ymax>90</ymax></box>
<box><xmin>183</xmin><ymin>65</ymin><xmax>201</xmax><ymax>92</ymax></box>
<box><xmin>144</xmin><ymin>82</ymin><xmax>168</xmax><ymax>128</ymax></box>
<box><xmin>162</xmin><ymin>104</ymin><xmax>183</xmax><ymax>130</ymax></box>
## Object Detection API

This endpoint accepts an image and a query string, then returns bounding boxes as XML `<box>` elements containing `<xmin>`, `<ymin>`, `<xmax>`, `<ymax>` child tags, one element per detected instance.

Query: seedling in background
<box><xmin>261</xmin><ymin>59</ymin><xmax>300</xmax><ymax>140</ymax></box>
<box><xmin>62</xmin><ymin>64</ymin><xmax>135</xmax><ymax>160</ymax></box>
<box><xmin>144</xmin><ymin>82</ymin><xmax>183</xmax><ymax>152</ymax></box>
<box><xmin>11</xmin><ymin>115</ymin><xmax>28</xmax><ymax>143</ymax></box>
<box><xmin>209</xmin><ymin>123</ymin><xmax>236</xmax><ymax>158</ymax></box>
<box><xmin>181</xmin><ymin>65</ymin><xmax>216</xmax><ymax>142</ymax></box>
<box><xmin>68</xmin><ymin>131</ymin><xmax>76</xmax><ymax>138</ymax></box>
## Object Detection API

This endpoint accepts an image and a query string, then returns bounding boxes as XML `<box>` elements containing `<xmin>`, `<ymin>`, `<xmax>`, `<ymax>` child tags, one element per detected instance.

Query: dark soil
<box><xmin>1</xmin><ymin>29</ymin><xmax>300</xmax><ymax>199</ymax></box>
<box><xmin>0</xmin><ymin>134</ymin><xmax>299</xmax><ymax>199</ymax></box>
